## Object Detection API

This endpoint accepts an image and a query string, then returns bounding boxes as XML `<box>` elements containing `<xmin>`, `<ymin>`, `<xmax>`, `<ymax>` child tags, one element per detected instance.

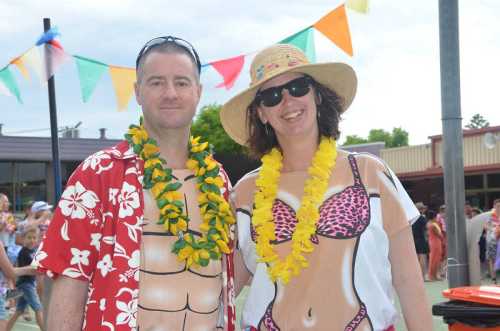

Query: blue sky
<box><xmin>1</xmin><ymin>0</ymin><xmax>499</xmax><ymax>145</ymax></box>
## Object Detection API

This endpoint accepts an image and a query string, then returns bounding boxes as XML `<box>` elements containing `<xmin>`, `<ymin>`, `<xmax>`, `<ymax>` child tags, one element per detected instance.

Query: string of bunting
<box><xmin>0</xmin><ymin>1</ymin><xmax>368</xmax><ymax>111</ymax></box>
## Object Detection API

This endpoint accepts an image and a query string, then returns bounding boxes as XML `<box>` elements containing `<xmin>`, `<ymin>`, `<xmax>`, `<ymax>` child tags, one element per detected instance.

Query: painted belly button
<box><xmin>302</xmin><ymin>307</ymin><xmax>317</xmax><ymax>328</ymax></box>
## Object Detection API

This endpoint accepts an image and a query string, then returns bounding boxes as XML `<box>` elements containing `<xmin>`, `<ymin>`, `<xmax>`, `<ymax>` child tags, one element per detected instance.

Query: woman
<box><xmin>220</xmin><ymin>44</ymin><xmax>432</xmax><ymax>330</ymax></box>
<box><xmin>426</xmin><ymin>210</ymin><xmax>443</xmax><ymax>281</ymax></box>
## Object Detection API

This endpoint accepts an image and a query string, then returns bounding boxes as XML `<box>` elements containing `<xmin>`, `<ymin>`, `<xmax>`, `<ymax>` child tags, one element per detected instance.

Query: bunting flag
<box><xmin>280</xmin><ymin>27</ymin><xmax>316</xmax><ymax>62</ymax></box>
<box><xmin>10</xmin><ymin>56</ymin><xmax>31</xmax><ymax>81</ymax></box>
<box><xmin>211</xmin><ymin>55</ymin><xmax>245</xmax><ymax>90</ymax></box>
<box><xmin>346</xmin><ymin>0</ymin><xmax>369</xmax><ymax>13</ymax></box>
<box><xmin>0</xmin><ymin>80</ymin><xmax>13</xmax><ymax>97</ymax></box>
<box><xmin>1</xmin><ymin>4</ymin><xmax>361</xmax><ymax>110</ymax></box>
<box><xmin>43</xmin><ymin>43</ymin><xmax>71</xmax><ymax>81</ymax></box>
<box><xmin>0</xmin><ymin>67</ymin><xmax>22</xmax><ymax>103</ymax></box>
<box><xmin>314</xmin><ymin>4</ymin><xmax>353</xmax><ymax>56</ymax></box>
<box><xmin>36</xmin><ymin>27</ymin><xmax>60</xmax><ymax>46</ymax></box>
<box><xmin>109</xmin><ymin>66</ymin><xmax>136</xmax><ymax>111</ymax></box>
<box><xmin>74</xmin><ymin>56</ymin><xmax>108</xmax><ymax>102</ymax></box>
<box><xmin>22</xmin><ymin>47</ymin><xmax>45</xmax><ymax>84</ymax></box>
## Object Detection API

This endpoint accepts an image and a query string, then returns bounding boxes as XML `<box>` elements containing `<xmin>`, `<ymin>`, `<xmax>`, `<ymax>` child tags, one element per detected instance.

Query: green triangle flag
<box><xmin>74</xmin><ymin>55</ymin><xmax>108</xmax><ymax>103</ymax></box>
<box><xmin>0</xmin><ymin>66</ymin><xmax>22</xmax><ymax>103</ymax></box>
<box><xmin>279</xmin><ymin>27</ymin><xmax>316</xmax><ymax>63</ymax></box>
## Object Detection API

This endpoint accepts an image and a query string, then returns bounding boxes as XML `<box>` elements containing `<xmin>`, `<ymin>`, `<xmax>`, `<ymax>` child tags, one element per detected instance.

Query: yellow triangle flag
<box><xmin>314</xmin><ymin>4</ymin><xmax>353</xmax><ymax>56</ymax></box>
<box><xmin>346</xmin><ymin>0</ymin><xmax>369</xmax><ymax>14</ymax></box>
<box><xmin>10</xmin><ymin>56</ymin><xmax>30</xmax><ymax>81</ymax></box>
<box><xmin>109</xmin><ymin>65</ymin><xmax>136</xmax><ymax>111</ymax></box>
<box><xmin>22</xmin><ymin>47</ymin><xmax>45</xmax><ymax>83</ymax></box>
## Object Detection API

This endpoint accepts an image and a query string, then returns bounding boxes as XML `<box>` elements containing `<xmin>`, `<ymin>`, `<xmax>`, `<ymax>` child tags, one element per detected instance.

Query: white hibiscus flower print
<box><xmin>118</xmin><ymin>182</ymin><xmax>140</xmax><ymax>218</ymax></box>
<box><xmin>90</xmin><ymin>233</ymin><xmax>102</xmax><ymax>251</ymax></box>
<box><xmin>128</xmin><ymin>250</ymin><xmax>140</xmax><ymax>281</ymax></box>
<box><xmin>82</xmin><ymin>151</ymin><xmax>114</xmax><ymax>174</ymax></box>
<box><xmin>59</xmin><ymin>181</ymin><xmax>99</xmax><ymax>219</ymax></box>
<box><xmin>70</xmin><ymin>248</ymin><xmax>90</xmax><ymax>266</ymax></box>
<box><xmin>97</xmin><ymin>254</ymin><xmax>115</xmax><ymax>277</ymax></box>
<box><xmin>116</xmin><ymin>292</ymin><xmax>138</xmax><ymax>329</ymax></box>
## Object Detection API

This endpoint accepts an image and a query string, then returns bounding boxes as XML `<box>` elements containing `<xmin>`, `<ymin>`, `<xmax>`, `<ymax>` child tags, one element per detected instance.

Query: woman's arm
<box><xmin>233</xmin><ymin>247</ymin><xmax>251</xmax><ymax>296</ymax></box>
<box><xmin>0</xmin><ymin>245</ymin><xmax>16</xmax><ymax>280</ymax></box>
<box><xmin>389</xmin><ymin>226</ymin><xmax>433</xmax><ymax>331</ymax></box>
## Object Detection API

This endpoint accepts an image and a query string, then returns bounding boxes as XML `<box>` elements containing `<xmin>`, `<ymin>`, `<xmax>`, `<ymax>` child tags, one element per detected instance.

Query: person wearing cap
<box><xmin>34</xmin><ymin>37</ymin><xmax>236</xmax><ymax>331</ymax></box>
<box><xmin>221</xmin><ymin>44</ymin><xmax>432</xmax><ymax>330</ymax></box>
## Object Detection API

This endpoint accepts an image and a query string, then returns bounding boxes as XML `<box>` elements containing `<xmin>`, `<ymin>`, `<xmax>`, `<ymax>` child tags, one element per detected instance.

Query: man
<box><xmin>33</xmin><ymin>37</ymin><xmax>236</xmax><ymax>331</ymax></box>
<box><xmin>411</xmin><ymin>202</ymin><xmax>429</xmax><ymax>279</ymax></box>
<box><xmin>464</xmin><ymin>200</ymin><xmax>473</xmax><ymax>221</ymax></box>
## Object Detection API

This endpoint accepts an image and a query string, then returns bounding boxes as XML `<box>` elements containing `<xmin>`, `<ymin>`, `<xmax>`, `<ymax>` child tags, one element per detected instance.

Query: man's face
<box><xmin>0</xmin><ymin>196</ymin><xmax>9</xmax><ymax>212</ymax></box>
<box><xmin>494</xmin><ymin>201</ymin><xmax>500</xmax><ymax>215</ymax></box>
<box><xmin>135</xmin><ymin>51</ymin><xmax>202</xmax><ymax>134</ymax></box>
<box><xmin>464</xmin><ymin>204</ymin><xmax>472</xmax><ymax>216</ymax></box>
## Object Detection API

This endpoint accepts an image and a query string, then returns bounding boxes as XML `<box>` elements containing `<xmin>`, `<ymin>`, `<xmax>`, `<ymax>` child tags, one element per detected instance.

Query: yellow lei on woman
<box><xmin>125</xmin><ymin>118</ymin><xmax>235</xmax><ymax>268</ymax></box>
<box><xmin>252</xmin><ymin>137</ymin><xmax>337</xmax><ymax>284</ymax></box>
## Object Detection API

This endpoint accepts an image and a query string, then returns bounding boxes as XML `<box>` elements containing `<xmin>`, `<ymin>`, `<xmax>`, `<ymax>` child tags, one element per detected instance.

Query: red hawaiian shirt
<box><xmin>33</xmin><ymin>140</ymin><xmax>235</xmax><ymax>331</ymax></box>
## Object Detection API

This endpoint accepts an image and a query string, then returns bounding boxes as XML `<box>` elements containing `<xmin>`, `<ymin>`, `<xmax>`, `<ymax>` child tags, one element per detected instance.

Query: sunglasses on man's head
<box><xmin>136</xmin><ymin>36</ymin><xmax>201</xmax><ymax>73</ymax></box>
<box><xmin>255</xmin><ymin>76</ymin><xmax>313</xmax><ymax>108</ymax></box>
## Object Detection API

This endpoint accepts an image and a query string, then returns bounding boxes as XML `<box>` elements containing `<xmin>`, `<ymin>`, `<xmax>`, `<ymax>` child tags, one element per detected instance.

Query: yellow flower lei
<box><xmin>252</xmin><ymin>137</ymin><xmax>337</xmax><ymax>284</ymax></box>
<box><xmin>125</xmin><ymin>118</ymin><xmax>235</xmax><ymax>268</ymax></box>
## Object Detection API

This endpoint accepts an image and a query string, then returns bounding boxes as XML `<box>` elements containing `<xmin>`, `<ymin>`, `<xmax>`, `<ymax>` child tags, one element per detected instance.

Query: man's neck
<box><xmin>144</xmin><ymin>123</ymin><xmax>190</xmax><ymax>169</ymax></box>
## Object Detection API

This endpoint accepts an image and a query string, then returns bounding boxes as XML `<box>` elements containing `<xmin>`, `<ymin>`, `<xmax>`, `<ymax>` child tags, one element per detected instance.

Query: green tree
<box><xmin>465</xmin><ymin>113</ymin><xmax>490</xmax><ymax>129</ymax></box>
<box><xmin>191</xmin><ymin>104</ymin><xmax>245</xmax><ymax>154</ymax></box>
<box><xmin>368</xmin><ymin>129</ymin><xmax>392</xmax><ymax>146</ymax></box>
<box><xmin>343</xmin><ymin>135</ymin><xmax>368</xmax><ymax>146</ymax></box>
<box><xmin>390</xmin><ymin>127</ymin><xmax>409</xmax><ymax>147</ymax></box>
<box><xmin>342</xmin><ymin>128</ymin><xmax>410</xmax><ymax>148</ymax></box>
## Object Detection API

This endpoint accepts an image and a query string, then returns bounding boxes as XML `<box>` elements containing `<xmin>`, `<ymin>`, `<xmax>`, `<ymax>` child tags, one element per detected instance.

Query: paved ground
<box><xmin>11</xmin><ymin>278</ymin><xmax>497</xmax><ymax>330</ymax></box>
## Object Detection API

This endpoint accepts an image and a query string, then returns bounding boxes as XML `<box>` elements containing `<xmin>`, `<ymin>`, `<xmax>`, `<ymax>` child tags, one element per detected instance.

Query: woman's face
<box><xmin>256</xmin><ymin>72</ymin><xmax>319</xmax><ymax>145</ymax></box>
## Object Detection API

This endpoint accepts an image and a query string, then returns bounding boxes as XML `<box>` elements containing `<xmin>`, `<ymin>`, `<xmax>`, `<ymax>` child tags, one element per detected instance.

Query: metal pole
<box><xmin>42</xmin><ymin>17</ymin><xmax>58</xmax><ymax>330</ymax></box>
<box><xmin>438</xmin><ymin>0</ymin><xmax>469</xmax><ymax>287</ymax></box>
<box><xmin>43</xmin><ymin>18</ymin><xmax>62</xmax><ymax>202</ymax></box>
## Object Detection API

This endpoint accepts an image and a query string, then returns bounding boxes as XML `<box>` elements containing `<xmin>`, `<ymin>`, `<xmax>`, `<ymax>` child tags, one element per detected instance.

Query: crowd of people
<box><xmin>411</xmin><ymin>199</ymin><xmax>500</xmax><ymax>283</ymax></box>
<box><xmin>0</xmin><ymin>194</ymin><xmax>48</xmax><ymax>331</ymax></box>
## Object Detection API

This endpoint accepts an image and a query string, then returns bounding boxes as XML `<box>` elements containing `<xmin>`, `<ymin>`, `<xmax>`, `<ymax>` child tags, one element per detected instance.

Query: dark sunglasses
<box><xmin>136</xmin><ymin>36</ymin><xmax>201</xmax><ymax>74</ymax></box>
<box><xmin>254</xmin><ymin>76</ymin><xmax>313</xmax><ymax>107</ymax></box>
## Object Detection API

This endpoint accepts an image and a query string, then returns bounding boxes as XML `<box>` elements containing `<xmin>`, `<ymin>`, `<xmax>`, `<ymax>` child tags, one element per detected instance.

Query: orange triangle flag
<box><xmin>10</xmin><ymin>56</ymin><xmax>30</xmax><ymax>81</ymax></box>
<box><xmin>314</xmin><ymin>4</ymin><xmax>353</xmax><ymax>56</ymax></box>
<box><xmin>211</xmin><ymin>55</ymin><xmax>245</xmax><ymax>90</ymax></box>
<box><xmin>109</xmin><ymin>66</ymin><xmax>136</xmax><ymax>111</ymax></box>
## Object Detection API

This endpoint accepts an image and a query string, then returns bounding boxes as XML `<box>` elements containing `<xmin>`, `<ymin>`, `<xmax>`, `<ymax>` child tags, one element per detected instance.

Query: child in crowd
<box><xmin>6</xmin><ymin>227</ymin><xmax>44</xmax><ymax>331</ymax></box>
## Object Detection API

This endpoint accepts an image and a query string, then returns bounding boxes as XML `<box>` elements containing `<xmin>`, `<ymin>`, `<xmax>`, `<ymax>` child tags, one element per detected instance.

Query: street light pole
<box><xmin>438</xmin><ymin>0</ymin><xmax>469</xmax><ymax>287</ymax></box>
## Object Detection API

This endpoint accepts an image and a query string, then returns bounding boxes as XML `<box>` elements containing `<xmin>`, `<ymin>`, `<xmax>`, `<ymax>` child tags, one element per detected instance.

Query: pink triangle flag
<box><xmin>210</xmin><ymin>55</ymin><xmax>245</xmax><ymax>90</ymax></box>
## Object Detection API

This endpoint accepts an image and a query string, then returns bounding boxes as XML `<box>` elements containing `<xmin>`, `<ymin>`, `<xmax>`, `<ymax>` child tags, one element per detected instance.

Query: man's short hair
<box><xmin>136</xmin><ymin>42</ymin><xmax>200</xmax><ymax>83</ymax></box>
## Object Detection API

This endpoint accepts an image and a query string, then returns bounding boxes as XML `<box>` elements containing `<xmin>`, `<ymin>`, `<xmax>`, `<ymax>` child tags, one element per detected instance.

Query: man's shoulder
<box><xmin>85</xmin><ymin>140</ymin><xmax>135</xmax><ymax>161</ymax></box>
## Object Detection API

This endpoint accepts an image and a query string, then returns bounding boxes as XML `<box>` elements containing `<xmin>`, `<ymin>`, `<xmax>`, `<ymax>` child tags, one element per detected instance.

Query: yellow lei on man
<box><xmin>252</xmin><ymin>137</ymin><xmax>337</xmax><ymax>284</ymax></box>
<box><xmin>126</xmin><ymin>118</ymin><xmax>235</xmax><ymax>268</ymax></box>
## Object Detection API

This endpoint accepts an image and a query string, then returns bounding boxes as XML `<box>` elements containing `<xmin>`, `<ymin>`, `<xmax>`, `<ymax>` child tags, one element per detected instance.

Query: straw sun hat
<box><xmin>220</xmin><ymin>44</ymin><xmax>357</xmax><ymax>146</ymax></box>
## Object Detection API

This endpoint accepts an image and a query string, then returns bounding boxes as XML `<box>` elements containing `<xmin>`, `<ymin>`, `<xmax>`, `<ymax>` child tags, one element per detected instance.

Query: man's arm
<box><xmin>47</xmin><ymin>276</ymin><xmax>88</xmax><ymax>331</ymax></box>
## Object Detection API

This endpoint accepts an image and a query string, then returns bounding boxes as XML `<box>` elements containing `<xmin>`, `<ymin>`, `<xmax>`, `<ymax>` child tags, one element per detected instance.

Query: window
<box><xmin>487</xmin><ymin>173</ymin><xmax>500</xmax><ymax>189</ymax></box>
<box><xmin>14</xmin><ymin>162</ymin><xmax>47</xmax><ymax>212</ymax></box>
<box><xmin>465</xmin><ymin>175</ymin><xmax>483</xmax><ymax>190</ymax></box>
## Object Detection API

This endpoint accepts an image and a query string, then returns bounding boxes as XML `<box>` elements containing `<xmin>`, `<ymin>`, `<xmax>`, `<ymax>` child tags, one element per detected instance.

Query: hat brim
<box><xmin>220</xmin><ymin>62</ymin><xmax>357</xmax><ymax>146</ymax></box>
